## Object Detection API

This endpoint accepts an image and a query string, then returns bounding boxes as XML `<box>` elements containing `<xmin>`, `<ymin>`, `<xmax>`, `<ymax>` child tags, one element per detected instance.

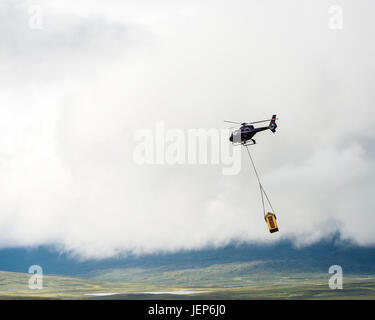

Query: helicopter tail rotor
<box><xmin>269</xmin><ymin>115</ymin><xmax>277</xmax><ymax>133</ymax></box>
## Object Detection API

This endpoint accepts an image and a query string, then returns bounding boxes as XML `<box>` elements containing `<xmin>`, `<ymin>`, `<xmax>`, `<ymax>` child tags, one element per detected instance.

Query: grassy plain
<box><xmin>1</xmin><ymin>261</ymin><xmax>375</xmax><ymax>299</ymax></box>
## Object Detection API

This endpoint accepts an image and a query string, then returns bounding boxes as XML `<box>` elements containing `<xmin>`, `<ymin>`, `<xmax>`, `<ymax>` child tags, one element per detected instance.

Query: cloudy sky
<box><xmin>0</xmin><ymin>0</ymin><xmax>374</xmax><ymax>259</ymax></box>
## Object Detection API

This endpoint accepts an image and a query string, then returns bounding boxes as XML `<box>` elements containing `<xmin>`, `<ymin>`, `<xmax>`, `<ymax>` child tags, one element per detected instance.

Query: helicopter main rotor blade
<box><xmin>247</xmin><ymin>118</ymin><xmax>279</xmax><ymax>125</ymax></box>
<box><xmin>224</xmin><ymin>118</ymin><xmax>279</xmax><ymax>126</ymax></box>
<box><xmin>224</xmin><ymin>120</ymin><xmax>242</xmax><ymax>124</ymax></box>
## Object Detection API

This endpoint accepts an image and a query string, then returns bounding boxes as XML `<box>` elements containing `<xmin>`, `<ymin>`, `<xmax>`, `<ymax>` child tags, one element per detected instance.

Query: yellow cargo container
<box><xmin>265</xmin><ymin>212</ymin><xmax>279</xmax><ymax>233</ymax></box>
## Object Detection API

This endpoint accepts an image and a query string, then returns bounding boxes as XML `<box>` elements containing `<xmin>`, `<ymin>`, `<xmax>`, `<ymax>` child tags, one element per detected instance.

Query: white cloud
<box><xmin>0</xmin><ymin>0</ymin><xmax>374</xmax><ymax>259</ymax></box>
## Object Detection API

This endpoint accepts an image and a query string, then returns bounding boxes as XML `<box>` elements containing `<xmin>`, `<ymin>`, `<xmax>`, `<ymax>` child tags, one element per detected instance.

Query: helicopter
<box><xmin>225</xmin><ymin>115</ymin><xmax>278</xmax><ymax>145</ymax></box>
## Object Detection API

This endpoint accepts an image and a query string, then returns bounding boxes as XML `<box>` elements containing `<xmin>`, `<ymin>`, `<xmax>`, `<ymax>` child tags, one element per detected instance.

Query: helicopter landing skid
<box><xmin>242</xmin><ymin>139</ymin><xmax>256</xmax><ymax>146</ymax></box>
<box><xmin>232</xmin><ymin>139</ymin><xmax>256</xmax><ymax>146</ymax></box>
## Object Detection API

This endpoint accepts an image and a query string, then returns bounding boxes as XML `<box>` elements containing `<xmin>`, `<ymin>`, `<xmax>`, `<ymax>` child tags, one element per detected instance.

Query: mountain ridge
<box><xmin>0</xmin><ymin>235</ymin><xmax>374</xmax><ymax>276</ymax></box>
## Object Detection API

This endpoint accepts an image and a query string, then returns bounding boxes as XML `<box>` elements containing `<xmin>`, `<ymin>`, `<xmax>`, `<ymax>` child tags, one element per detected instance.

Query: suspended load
<box><xmin>265</xmin><ymin>212</ymin><xmax>279</xmax><ymax>233</ymax></box>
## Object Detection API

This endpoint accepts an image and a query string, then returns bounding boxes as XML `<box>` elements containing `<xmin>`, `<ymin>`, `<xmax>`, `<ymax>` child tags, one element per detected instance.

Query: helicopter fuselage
<box><xmin>229</xmin><ymin>125</ymin><xmax>270</xmax><ymax>144</ymax></box>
